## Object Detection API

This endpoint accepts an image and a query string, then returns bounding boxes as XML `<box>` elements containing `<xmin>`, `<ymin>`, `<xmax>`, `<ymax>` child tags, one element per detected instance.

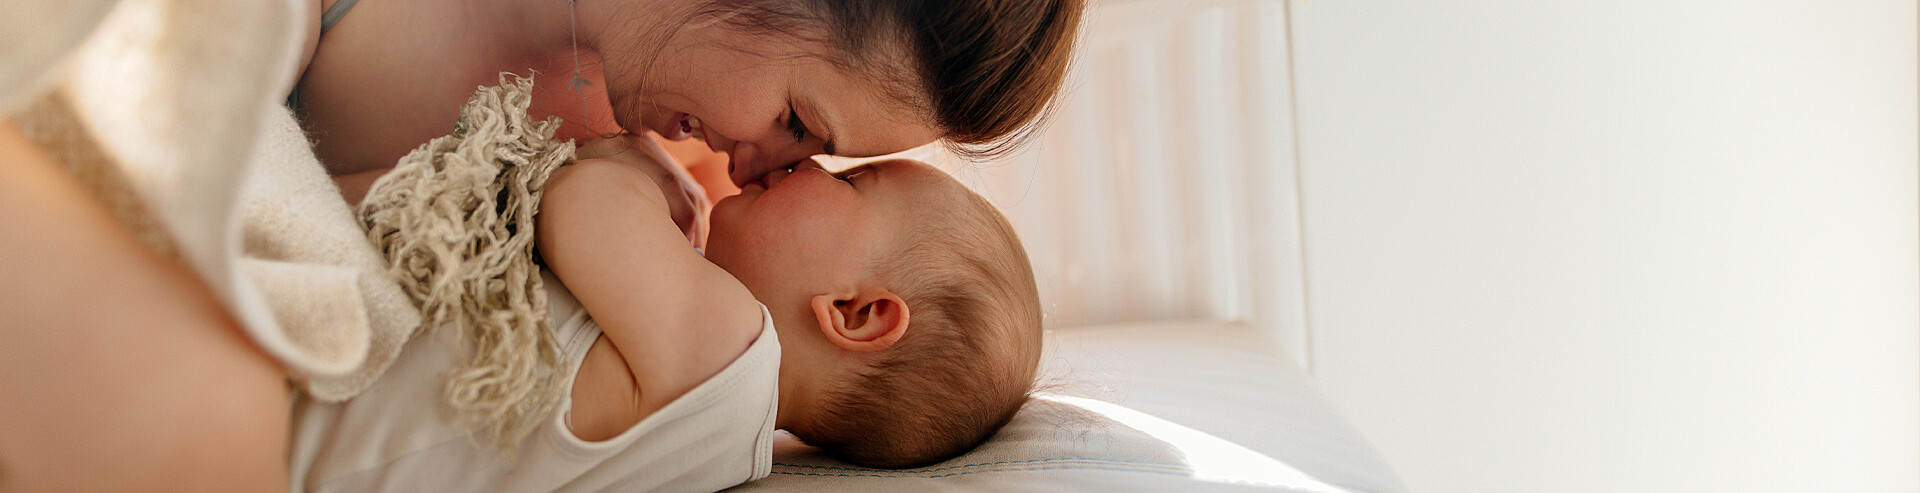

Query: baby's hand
<box><xmin>573</xmin><ymin>135</ymin><xmax>710</xmax><ymax>247</ymax></box>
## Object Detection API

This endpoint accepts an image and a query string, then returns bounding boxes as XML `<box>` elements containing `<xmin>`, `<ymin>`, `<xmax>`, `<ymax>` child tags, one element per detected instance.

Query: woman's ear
<box><xmin>810</xmin><ymin>289</ymin><xmax>909</xmax><ymax>352</ymax></box>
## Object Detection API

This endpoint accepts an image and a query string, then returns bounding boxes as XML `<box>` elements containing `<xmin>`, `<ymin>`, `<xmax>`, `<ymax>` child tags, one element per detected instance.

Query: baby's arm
<box><xmin>572</xmin><ymin>136</ymin><xmax>710</xmax><ymax>247</ymax></box>
<box><xmin>536</xmin><ymin>139</ymin><xmax>761</xmax><ymax>420</ymax></box>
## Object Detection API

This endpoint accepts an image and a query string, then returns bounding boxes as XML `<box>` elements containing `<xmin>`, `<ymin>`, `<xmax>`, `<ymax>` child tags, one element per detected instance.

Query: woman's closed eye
<box><xmin>785</xmin><ymin>107</ymin><xmax>808</xmax><ymax>143</ymax></box>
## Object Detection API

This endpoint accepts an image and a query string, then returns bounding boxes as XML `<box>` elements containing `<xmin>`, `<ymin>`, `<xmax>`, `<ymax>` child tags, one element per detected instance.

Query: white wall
<box><xmin>937</xmin><ymin>0</ymin><xmax>1311</xmax><ymax>362</ymax></box>
<box><xmin>1288</xmin><ymin>1</ymin><xmax>1919</xmax><ymax>492</ymax></box>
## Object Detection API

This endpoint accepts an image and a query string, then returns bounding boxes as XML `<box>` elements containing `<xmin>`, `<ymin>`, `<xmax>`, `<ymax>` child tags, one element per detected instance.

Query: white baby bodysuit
<box><xmin>288</xmin><ymin>271</ymin><xmax>781</xmax><ymax>492</ymax></box>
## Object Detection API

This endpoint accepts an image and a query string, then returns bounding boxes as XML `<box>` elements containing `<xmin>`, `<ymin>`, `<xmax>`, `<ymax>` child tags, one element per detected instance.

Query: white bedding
<box><xmin>731</xmin><ymin>320</ymin><xmax>1406</xmax><ymax>492</ymax></box>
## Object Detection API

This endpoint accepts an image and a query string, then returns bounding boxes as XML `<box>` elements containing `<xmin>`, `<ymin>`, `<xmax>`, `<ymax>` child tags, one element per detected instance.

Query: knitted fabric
<box><xmin>359</xmin><ymin>75</ymin><xmax>571</xmax><ymax>448</ymax></box>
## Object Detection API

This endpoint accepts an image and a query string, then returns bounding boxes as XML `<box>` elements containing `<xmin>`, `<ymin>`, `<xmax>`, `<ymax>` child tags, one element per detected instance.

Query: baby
<box><xmin>288</xmin><ymin>136</ymin><xmax>1042</xmax><ymax>492</ymax></box>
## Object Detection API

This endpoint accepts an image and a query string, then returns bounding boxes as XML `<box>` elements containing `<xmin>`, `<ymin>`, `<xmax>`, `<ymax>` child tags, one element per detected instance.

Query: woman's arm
<box><xmin>0</xmin><ymin>121</ymin><xmax>292</xmax><ymax>491</ymax></box>
<box><xmin>535</xmin><ymin>148</ymin><xmax>760</xmax><ymax>421</ymax></box>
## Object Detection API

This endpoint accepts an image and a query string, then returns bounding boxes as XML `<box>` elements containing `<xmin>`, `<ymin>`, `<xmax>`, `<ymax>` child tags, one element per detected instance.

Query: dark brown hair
<box><xmin>694</xmin><ymin>0</ymin><xmax>1085</xmax><ymax>159</ymax></box>
<box><xmin>785</xmin><ymin>171</ymin><xmax>1043</xmax><ymax>468</ymax></box>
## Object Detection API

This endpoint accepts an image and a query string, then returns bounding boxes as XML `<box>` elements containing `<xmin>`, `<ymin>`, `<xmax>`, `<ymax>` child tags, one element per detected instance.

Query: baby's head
<box><xmin>705</xmin><ymin>158</ymin><xmax>1040</xmax><ymax>468</ymax></box>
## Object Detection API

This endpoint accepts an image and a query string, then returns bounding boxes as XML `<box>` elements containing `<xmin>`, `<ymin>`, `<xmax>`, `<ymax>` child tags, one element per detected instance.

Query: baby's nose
<box><xmin>762</xmin><ymin>166</ymin><xmax>795</xmax><ymax>189</ymax></box>
<box><xmin>726</xmin><ymin>146</ymin><xmax>788</xmax><ymax>188</ymax></box>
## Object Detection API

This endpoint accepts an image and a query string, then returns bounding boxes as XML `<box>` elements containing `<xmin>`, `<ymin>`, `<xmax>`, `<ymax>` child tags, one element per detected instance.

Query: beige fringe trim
<box><xmin>359</xmin><ymin>75</ymin><xmax>572</xmax><ymax>448</ymax></box>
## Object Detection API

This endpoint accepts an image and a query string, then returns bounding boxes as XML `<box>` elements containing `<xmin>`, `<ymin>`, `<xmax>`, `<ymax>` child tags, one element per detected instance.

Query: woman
<box><xmin>296</xmin><ymin>0</ymin><xmax>1083</xmax><ymax>203</ymax></box>
<box><xmin>1</xmin><ymin>0</ymin><xmax>1081</xmax><ymax>490</ymax></box>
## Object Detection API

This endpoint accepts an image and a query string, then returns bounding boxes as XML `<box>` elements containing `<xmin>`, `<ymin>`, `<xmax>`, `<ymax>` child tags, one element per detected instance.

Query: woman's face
<box><xmin>598</xmin><ymin>21</ymin><xmax>942</xmax><ymax>188</ymax></box>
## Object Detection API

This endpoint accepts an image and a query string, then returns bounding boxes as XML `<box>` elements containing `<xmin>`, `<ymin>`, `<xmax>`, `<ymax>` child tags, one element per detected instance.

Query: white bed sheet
<box><xmin>730</xmin><ymin>320</ymin><xmax>1406</xmax><ymax>492</ymax></box>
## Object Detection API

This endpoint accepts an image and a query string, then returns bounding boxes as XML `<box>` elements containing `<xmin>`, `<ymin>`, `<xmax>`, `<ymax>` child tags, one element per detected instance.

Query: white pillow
<box><xmin>732</xmin><ymin>320</ymin><xmax>1406</xmax><ymax>493</ymax></box>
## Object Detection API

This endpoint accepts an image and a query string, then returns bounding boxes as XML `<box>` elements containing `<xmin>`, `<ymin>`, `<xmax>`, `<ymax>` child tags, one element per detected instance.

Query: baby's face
<box><xmin>704</xmin><ymin>159</ymin><xmax>959</xmax><ymax>303</ymax></box>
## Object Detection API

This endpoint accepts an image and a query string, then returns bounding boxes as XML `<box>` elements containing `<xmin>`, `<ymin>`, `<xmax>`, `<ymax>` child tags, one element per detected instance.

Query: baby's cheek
<box><xmin>704</xmin><ymin>200</ymin><xmax>750</xmax><ymax>247</ymax></box>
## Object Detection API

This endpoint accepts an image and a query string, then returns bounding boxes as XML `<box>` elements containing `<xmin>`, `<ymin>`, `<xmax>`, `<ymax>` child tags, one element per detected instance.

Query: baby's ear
<box><xmin>810</xmin><ymin>289</ymin><xmax>909</xmax><ymax>352</ymax></box>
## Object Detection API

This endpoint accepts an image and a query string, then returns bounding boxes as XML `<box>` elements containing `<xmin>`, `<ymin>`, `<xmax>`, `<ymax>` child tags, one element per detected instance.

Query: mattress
<box><xmin>731</xmin><ymin>320</ymin><xmax>1406</xmax><ymax>492</ymax></box>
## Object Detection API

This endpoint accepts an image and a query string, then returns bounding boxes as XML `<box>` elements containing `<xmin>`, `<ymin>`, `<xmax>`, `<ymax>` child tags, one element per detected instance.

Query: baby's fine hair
<box><xmin>788</xmin><ymin>183</ymin><xmax>1042</xmax><ymax>469</ymax></box>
